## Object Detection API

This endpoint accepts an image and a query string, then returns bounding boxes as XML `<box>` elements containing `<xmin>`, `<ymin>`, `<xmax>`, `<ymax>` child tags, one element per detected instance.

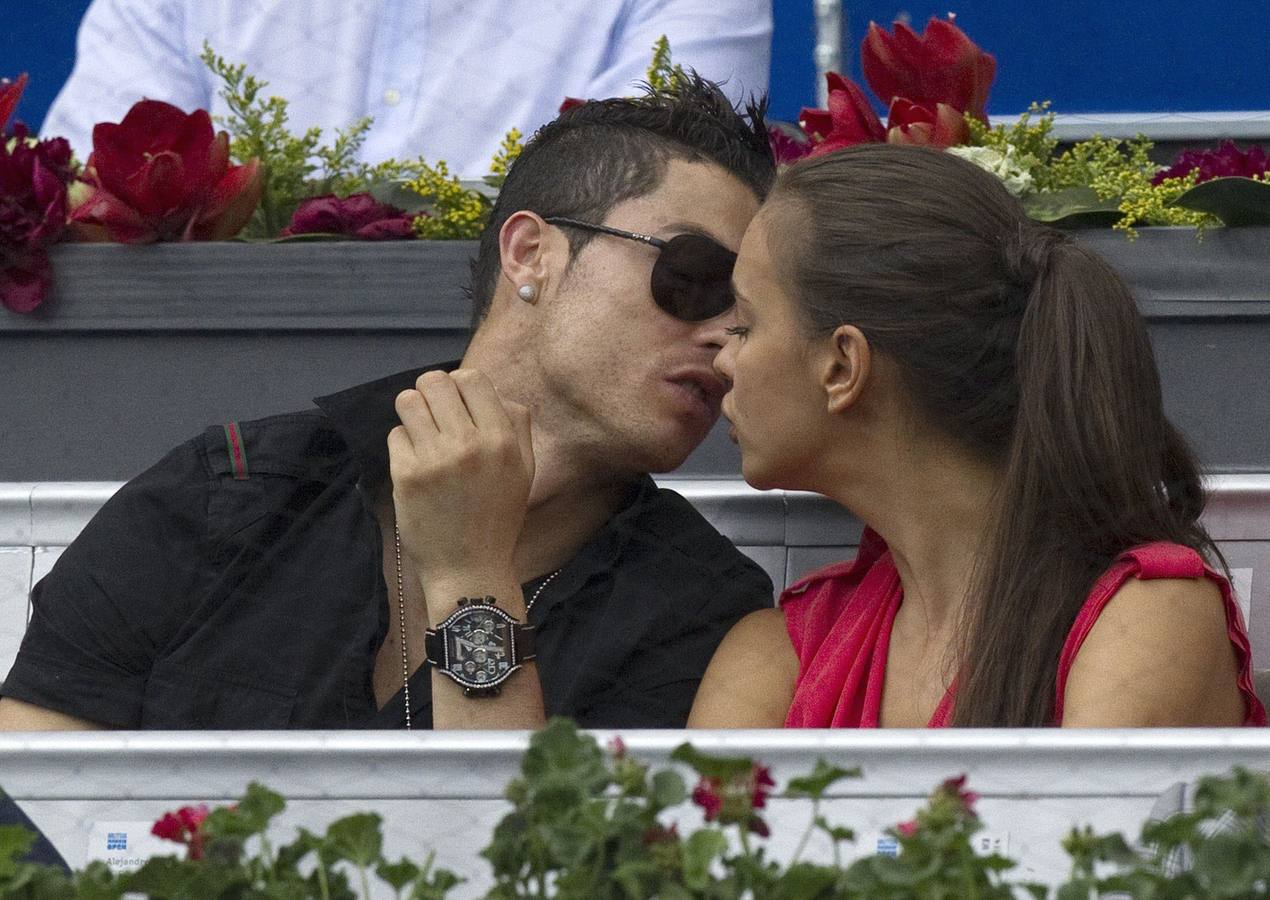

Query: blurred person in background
<box><xmin>41</xmin><ymin>0</ymin><xmax>772</xmax><ymax>176</ymax></box>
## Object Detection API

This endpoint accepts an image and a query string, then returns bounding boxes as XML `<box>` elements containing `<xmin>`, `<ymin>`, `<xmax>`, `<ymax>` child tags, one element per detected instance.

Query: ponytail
<box><xmin>951</xmin><ymin>232</ymin><xmax>1218</xmax><ymax>726</ymax></box>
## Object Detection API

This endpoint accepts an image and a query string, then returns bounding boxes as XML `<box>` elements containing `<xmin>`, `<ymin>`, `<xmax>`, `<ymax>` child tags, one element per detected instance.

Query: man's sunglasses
<box><xmin>543</xmin><ymin>216</ymin><xmax>737</xmax><ymax>322</ymax></box>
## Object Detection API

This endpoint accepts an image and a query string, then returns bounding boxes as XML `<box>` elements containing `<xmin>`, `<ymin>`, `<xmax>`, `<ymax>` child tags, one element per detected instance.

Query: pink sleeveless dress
<box><xmin>781</xmin><ymin>529</ymin><xmax>1266</xmax><ymax>727</ymax></box>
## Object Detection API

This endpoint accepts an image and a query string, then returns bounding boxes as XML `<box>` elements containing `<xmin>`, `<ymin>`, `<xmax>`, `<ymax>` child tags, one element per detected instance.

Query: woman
<box><xmin>689</xmin><ymin>145</ymin><xmax>1265</xmax><ymax>728</ymax></box>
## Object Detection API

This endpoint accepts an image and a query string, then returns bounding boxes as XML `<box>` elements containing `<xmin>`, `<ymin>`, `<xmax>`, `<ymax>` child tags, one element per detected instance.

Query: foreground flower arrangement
<box><xmin>1</xmin><ymin>719</ymin><xmax>1268</xmax><ymax>898</ymax></box>
<box><xmin>5</xmin><ymin>24</ymin><xmax>1270</xmax><ymax>314</ymax></box>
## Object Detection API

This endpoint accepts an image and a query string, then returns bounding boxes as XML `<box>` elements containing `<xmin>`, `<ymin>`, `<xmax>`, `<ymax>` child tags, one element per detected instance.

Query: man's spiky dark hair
<box><xmin>467</xmin><ymin>73</ymin><xmax>775</xmax><ymax>327</ymax></box>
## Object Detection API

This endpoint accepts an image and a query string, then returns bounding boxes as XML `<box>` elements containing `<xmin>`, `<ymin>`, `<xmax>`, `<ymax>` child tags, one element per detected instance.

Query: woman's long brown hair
<box><xmin>772</xmin><ymin>145</ymin><xmax>1219</xmax><ymax>726</ymax></box>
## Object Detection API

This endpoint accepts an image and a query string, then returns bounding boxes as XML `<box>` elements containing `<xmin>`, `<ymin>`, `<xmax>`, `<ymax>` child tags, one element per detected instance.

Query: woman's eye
<box><xmin>724</xmin><ymin>325</ymin><xmax>749</xmax><ymax>338</ymax></box>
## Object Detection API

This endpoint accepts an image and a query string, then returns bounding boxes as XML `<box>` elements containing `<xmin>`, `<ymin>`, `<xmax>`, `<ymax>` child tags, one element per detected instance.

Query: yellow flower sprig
<box><xmin>969</xmin><ymin>105</ymin><xmax>1219</xmax><ymax>236</ymax></box>
<box><xmin>407</xmin><ymin>160</ymin><xmax>492</xmax><ymax>240</ymax></box>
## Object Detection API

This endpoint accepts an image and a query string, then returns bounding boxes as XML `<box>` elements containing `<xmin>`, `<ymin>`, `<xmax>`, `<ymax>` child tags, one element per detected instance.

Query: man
<box><xmin>0</xmin><ymin>76</ymin><xmax>776</xmax><ymax>730</ymax></box>
<box><xmin>41</xmin><ymin>0</ymin><xmax>772</xmax><ymax>176</ymax></box>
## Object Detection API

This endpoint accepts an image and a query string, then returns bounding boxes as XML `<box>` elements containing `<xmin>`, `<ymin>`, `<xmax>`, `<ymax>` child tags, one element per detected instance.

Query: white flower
<box><xmin>946</xmin><ymin>144</ymin><xmax>1035</xmax><ymax>196</ymax></box>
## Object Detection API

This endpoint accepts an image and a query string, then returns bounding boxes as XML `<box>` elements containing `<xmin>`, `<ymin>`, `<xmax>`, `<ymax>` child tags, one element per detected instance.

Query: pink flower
<box><xmin>800</xmin><ymin>72</ymin><xmax>886</xmax><ymax>157</ymax></box>
<box><xmin>897</xmin><ymin>819</ymin><xmax>920</xmax><ymax>838</ymax></box>
<box><xmin>1</xmin><ymin>74</ymin><xmax>28</xmax><ymax>134</ymax></box>
<box><xmin>607</xmin><ymin>735</ymin><xmax>627</xmax><ymax>758</ymax></box>
<box><xmin>281</xmin><ymin>193</ymin><xmax>416</xmax><ymax>240</ymax></box>
<box><xmin>1152</xmin><ymin>140</ymin><xmax>1270</xmax><ymax>185</ymax></box>
<box><xmin>749</xmin><ymin>764</ymin><xmax>775</xmax><ymax>810</ymax></box>
<box><xmin>939</xmin><ymin>774</ymin><xmax>979</xmax><ymax>815</ymax></box>
<box><xmin>691</xmin><ymin>776</ymin><xmax>724</xmax><ymax>821</ymax></box>
<box><xmin>0</xmin><ymin>121</ymin><xmax>75</xmax><ymax>313</ymax></box>
<box><xmin>69</xmin><ymin>100</ymin><xmax>262</xmax><ymax>243</ymax></box>
<box><xmin>151</xmin><ymin>803</ymin><xmax>210</xmax><ymax>861</ymax></box>
<box><xmin>884</xmin><ymin>97</ymin><xmax>971</xmax><ymax>148</ymax></box>
<box><xmin>861</xmin><ymin>15</ymin><xmax>996</xmax><ymax>122</ymax></box>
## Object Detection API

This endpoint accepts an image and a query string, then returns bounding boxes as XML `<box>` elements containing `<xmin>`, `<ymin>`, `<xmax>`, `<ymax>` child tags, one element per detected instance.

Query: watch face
<box><xmin>442</xmin><ymin>605</ymin><xmax>516</xmax><ymax>687</ymax></box>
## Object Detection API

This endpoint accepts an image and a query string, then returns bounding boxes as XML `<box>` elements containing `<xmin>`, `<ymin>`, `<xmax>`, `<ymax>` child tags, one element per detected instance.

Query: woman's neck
<box><xmin>824</xmin><ymin>433</ymin><xmax>1002</xmax><ymax>638</ymax></box>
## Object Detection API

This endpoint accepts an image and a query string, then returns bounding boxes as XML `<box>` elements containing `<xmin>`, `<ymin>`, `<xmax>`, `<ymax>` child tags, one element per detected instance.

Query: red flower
<box><xmin>861</xmin><ymin>16</ymin><xmax>996</xmax><ymax>122</ymax></box>
<box><xmin>559</xmin><ymin>97</ymin><xmax>587</xmax><ymax>113</ymax></box>
<box><xmin>151</xmin><ymin>803</ymin><xmax>210</xmax><ymax>860</ymax></box>
<box><xmin>768</xmin><ymin>124</ymin><xmax>813</xmax><ymax>165</ymax></box>
<box><xmin>896</xmin><ymin>819</ymin><xmax>919</xmax><ymax>838</ymax></box>
<box><xmin>281</xmin><ymin>193</ymin><xmax>416</xmax><ymax>240</ymax></box>
<box><xmin>884</xmin><ymin>97</ymin><xmax>971</xmax><ymax>148</ymax></box>
<box><xmin>748</xmin><ymin>815</ymin><xmax>771</xmax><ymax>838</ymax></box>
<box><xmin>607</xmin><ymin>735</ymin><xmax>627</xmax><ymax>759</ymax></box>
<box><xmin>939</xmin><ymin>774</ymin><xmax>979</xmax><ymax>815</ymax></box>
<box><xmin>800</xmin><ymin>72</ymin><xmax>886</xmax><ymax>157</ymax></box>
<box><xmin>1</xmin><ymin>122</ymin><xmax>75</xmax><ymax>313</ymax></box>
<box><xmin>691</xmin><ymin>776</ymin><xmax>723</xmax><ymax>821</ymax></box>
<box><xmin>1152</xmin><ymin>140</ymin><xmax>1270</xmax><ymax>185</ymax></box>
<box><xmin>749</xmin><ymin>764</ymin><xmax>775</xmax><ymax>810</ymax></box>
<box><xmin>1</xmin><ymin>74</ymin><xmax>28</xmax><ymax>134</ymax></box>
<box><xmin>69</xmin><ymin>100</ymin><xmax>262</xmax><ymax>243</ymax></box>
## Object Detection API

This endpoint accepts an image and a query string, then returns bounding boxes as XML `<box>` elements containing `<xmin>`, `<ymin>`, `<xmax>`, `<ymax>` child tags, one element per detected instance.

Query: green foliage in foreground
<box><xmin>2</xmin><ymin>719</ymin><xmax>1267</xmax><ymax>898</ymax></box>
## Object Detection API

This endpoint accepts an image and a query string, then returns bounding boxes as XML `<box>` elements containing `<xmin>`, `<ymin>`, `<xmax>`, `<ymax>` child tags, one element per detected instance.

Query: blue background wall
<box><xmin>5</xmin><ymin>1</ymin><xmax>1269</xmax><ymax>132</ymax></box>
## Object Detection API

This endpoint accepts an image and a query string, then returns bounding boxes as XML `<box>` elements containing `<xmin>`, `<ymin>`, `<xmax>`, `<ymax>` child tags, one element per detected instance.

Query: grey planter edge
<box><xmin>2</xmin><ymin>227</ymin><xmax>1269</xmax><ymax>332</ymax></box>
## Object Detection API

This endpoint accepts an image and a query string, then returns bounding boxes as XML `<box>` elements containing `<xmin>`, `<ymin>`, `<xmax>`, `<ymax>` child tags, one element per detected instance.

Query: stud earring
<box><xmin>517</xmin><ymin>284</ymin><xmax>537</xmax><ymax>302</ymax></box>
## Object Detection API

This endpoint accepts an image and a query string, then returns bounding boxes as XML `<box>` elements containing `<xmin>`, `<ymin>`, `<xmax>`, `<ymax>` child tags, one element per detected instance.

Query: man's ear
<box><xmin>498</xmin><ymin>212</ymin><xmax>552</xmax><ymax>302</ymax></box>
<box><xmin>821</xmin><ymin>324</ymin><xmax>870</xmax><ymax>415</ymax></box>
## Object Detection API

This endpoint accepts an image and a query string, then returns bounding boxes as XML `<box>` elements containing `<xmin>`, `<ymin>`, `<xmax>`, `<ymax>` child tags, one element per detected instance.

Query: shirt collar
<box><xmin>312</xmin><ymin>361</ymin><xmax>459</xmax><ymax>481</ymax></box>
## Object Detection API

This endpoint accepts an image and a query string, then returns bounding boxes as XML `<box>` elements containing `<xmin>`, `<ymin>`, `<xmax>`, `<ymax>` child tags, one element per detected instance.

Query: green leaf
<box><xmin>650</xmin><ymin>770</ymin><xmax>688</xmax><ymax>809</ymax></box>
<box><xmin>770</xmin><ymin>862</ymin><xmax>841</xmax><ymax>900</ymax></box>
<box><xmin>521</xmin><ymin>718</ymin><xmax>609</xmax><ymax>789</ymax></box>
<box><xmin>369</xmin><ymin>179</ymin><xmax>436</xmax><ymax>214</ymax></box>
<box><xmin>785</xmin><ymin>760</ymin><xmax>861</xmax><ymax>800</ymax></box>
<box><xmin>325</xmin><ymin>812</ymin><xmax>384</xmax><ymax>867</ymax></box>
<box><xmin>207</xmin><ymin>782</ymin><xmax>286</xmax><ymax>839</ymax></box>
<box><xmin>1171</xmin><ymin>176</ymin><xmax>1270</xmax><ymax>226</ymax></box>
<box><xmin>682</xmin><ymin>829</ymin><xmax>727</xmax><ymax>891</ymax></box>
<box><xmin>376</xmin><ymin>856</ymin><xmax>420</xmax><ymax>891</ymax></box>
<box><xmin>0</xmin><ymin>824</ymin><xmax>37</xmax><ymax>873</ymax></box>
<box><xmin>1023</xmin><ymin>185</ymin><xmax>1122</xmax><ymax>226</ymax></box>
<box><xmin>813</xmin><ymin>815</ymin><xmax>855</xmax><ymax>844</ymax></box>
<box><xmin>612</xmin><ymin>859</ymin><xmax>662</xmax><ymax>899</ymax></box>
<box><xmin>669</xmin><ymin>743</ymin><xmax>754</xmax><ymax>780</ymax></box>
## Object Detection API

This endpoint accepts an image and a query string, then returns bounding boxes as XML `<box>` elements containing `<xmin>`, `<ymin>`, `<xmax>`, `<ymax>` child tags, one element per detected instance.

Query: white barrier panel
<box><xmin>2</xmin><ymin>729</ymin><xmax>1269</xmax><ymax>896</ymax></box>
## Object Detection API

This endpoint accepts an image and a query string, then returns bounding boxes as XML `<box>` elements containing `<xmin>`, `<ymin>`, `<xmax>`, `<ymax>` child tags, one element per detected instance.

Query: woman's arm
<box><xmin>1061</xmin><ymin>576</ymin><xmax>1247</xmax><ymax>727</ymax></box>
<box><xmin>688</xmin><ymin>608</ymin><xmax>800</xmax><ymax>728</ymax></box>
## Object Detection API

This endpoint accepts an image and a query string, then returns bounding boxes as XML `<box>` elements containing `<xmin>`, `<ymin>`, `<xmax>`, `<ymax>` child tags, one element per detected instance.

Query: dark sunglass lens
<box><xmin>650</xmin><ymin>235</ymin><xmax>737</xmax><ymax>321</ymax></box>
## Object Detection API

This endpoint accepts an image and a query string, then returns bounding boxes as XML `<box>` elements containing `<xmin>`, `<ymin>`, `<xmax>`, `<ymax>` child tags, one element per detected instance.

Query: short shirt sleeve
<box><xmin>1</xmin><ymin>439</ymin><xmax>211</xmax><ymax>727</ymax></box>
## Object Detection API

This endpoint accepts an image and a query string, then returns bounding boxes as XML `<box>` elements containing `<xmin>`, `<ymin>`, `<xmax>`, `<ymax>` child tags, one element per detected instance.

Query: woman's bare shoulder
<box><xmin>1062</xmin><ymin>575</ymin><xmax>1245</xmax><ymax>727</ymax></box>
<box><xmin>688</xmin><ymin>608</ymin><xmax>800</xmax><ymax>729</ymax></box>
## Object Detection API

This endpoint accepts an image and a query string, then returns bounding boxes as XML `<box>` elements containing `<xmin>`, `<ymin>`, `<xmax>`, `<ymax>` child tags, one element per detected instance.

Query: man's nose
<box><xmin>693</xmin><ymin>308</ymin><xmax>734</xmax><ymax>353</ymax></box>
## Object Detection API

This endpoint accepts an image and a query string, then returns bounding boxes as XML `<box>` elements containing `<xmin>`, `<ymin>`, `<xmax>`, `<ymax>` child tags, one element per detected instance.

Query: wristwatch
<box><xmin>424</xmin><ymin>596</ymin><xmax>536</xmax><ymax>696</ymax></box>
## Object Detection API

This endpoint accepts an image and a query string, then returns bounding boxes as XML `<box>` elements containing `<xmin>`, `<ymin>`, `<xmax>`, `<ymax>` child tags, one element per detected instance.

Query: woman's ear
<box><xmin>821</xmin><ymin>324</ymin><xmax>870</xmax><ymax>415</ymax></box>
<box><xmin>498</xmin><ymin>212</ymin><xmax>551</xmax><ymax>303</ymax></box>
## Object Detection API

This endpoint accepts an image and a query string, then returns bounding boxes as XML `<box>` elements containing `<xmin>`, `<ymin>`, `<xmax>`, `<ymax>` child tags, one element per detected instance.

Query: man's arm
<box><xmin>0</xmin><ymin>697</ymin><xmax>105</xmax><ymax>731</ymax></box>
<box><xmin>390</xmin><ymin>369</ymin><xmax>547</xmax><ymax>730</ymax></box>
<box><xmin>41</xmin><ymin>0</ymin><xmax>210</xmax><ymax>156</ymax></box>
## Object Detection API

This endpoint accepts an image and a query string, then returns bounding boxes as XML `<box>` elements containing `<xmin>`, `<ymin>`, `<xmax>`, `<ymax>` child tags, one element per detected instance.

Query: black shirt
<box><xmin>2</xmin><ymin>364</ymin><xmax>773</xmax><ymax>728</ymax></box>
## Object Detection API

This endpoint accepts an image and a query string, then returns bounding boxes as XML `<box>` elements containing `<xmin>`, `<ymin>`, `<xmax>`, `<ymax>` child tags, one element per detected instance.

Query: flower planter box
<box><xmin>2</xmin><ymin>230</ymin><xmax>1269</xmax><ymax>481</ymax></box>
